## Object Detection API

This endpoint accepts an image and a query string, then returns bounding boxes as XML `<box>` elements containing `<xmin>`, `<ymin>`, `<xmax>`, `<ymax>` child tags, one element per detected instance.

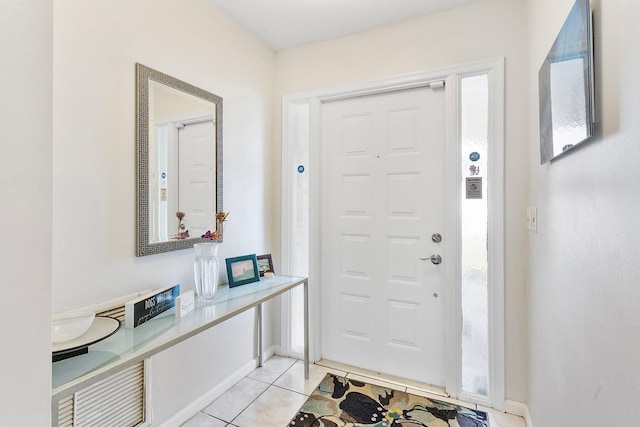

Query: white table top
<box><xmin>52</xmin><ymin>275</ymin><xmax>307</xmax><ymax>398</ymax></box>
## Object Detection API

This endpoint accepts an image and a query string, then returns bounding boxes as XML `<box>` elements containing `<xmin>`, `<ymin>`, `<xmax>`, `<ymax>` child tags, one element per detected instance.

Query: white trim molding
<box><xmin>487</xmin><ymin>57</ymin><xmax>506</xmax><ymax>411</ymax></box>
<box><xmin>157</xmin><ymin>347</ymin><xmax>275</xmax><ymax>427</ymax></box>
<box><xmin>504</xmin><ymin>400</ymin><xmax>533</xmax><ymax>427</ymax></box>
<box><xmin>280</xmin><ymin>57</ymin><xmax>506</xmax><ymax>409</ymax></box>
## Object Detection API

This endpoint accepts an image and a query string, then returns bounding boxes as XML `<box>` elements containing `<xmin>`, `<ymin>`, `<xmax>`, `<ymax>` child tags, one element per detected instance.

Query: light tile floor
<box><xmin>182</xmin><ymin>355</ymin><xmax>526</xmax><ymax>427</ymax></box>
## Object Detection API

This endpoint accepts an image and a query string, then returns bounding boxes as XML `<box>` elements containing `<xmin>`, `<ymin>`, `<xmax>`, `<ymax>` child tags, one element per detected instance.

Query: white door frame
<box><xmin>280</xmin><ymin>57</ymin><xmax>505</xmax><ymax>409</ymax></box>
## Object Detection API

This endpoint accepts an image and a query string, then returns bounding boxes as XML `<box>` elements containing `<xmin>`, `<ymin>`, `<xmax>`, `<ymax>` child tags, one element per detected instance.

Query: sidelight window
<box><xmin>460</xmin><ymin>74</ymin><xmax>490</xmax><ymax>397</ymax></box>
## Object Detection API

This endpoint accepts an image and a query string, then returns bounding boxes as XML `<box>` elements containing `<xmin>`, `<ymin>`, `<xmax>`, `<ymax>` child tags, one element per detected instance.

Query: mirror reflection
<box><xmin>538</xmin><ymin>0</ymin><xmax>594</xmax><ymax>164</ymax></box>
<box><xmin>149</xmin><ymin>81</ymin><xmax>216</xmax><ymax>243</ymax></box>
<box><xmin>136</xmin><ymin>64</ymin><xmax>223</xmax><ymax>256</ymax></box>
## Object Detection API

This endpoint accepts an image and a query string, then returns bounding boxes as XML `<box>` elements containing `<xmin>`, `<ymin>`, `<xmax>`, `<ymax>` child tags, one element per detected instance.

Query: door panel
<box><xmin>322</xmin><ymin>86</ymin><xmax>446</xmax><ymax>385</ymax></box>
<box><xmin>178</xmin><ymin>120</ymin><xmax>215</xmax><ymax>232</ymax></box>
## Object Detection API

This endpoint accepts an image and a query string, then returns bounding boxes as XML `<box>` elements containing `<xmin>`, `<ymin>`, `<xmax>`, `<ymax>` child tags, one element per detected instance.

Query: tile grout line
<box><xmin>227</xmin><ymin>382</ymin><xmax>271</xmax><ymax>425</ymax></box>
<box><xmin>191</xmin><ymin>355</ymin><xmax>522</xmax><ymax>427</ymax></box>
<box><xmin>270</xmin><ymin>358</ymin><xmax>299</xmax><ymax>385</ymax></box>
<box><xmin>228</xmin><ymin>358</ymin><xmax>298</xmax><ymax>426</ymax></box>
<box><xmin>204</xmin><ymin>376</ymin><xmax>272</xmax><ymax>425</ymax></box>
<box><xmin>270</xmin><ymin>383</ymin><xmax>312</xmax><ymax>397</ymax></box>
<box><xmin>203</xmin><ymin>359</ymin><xmax>482</xmax><ymax>426</ymax></box>
<box><xmin>211</xmin><ymin>415</ymin><xmax>228</xmax><ymax>426</ymax></box>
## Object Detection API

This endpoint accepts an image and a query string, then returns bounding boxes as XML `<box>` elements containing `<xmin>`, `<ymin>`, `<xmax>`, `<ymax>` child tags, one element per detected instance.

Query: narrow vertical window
<box><xmin>290</xmin><ymin>103</ymin><xmax>310</xmax><ymax>355</ymax></box>
<box><xmin>460</xmin><ymin>74</ymin><xmax>489</xmax><ymax>396</ymax></box>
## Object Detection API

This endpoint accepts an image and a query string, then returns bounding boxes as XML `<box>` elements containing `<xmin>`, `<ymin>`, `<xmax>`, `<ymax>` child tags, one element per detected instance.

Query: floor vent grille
<box><xmin>57</xmin><ymin>395</ymin><xmax>74</xmax><ymax>427</ymax></box>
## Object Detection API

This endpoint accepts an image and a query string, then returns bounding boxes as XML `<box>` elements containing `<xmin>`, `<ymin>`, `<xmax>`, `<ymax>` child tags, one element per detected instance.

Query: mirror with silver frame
<box><xmin>136</xmin><ymin>63</ymin><xmax>223</xmax><ymax>256</ymax></box>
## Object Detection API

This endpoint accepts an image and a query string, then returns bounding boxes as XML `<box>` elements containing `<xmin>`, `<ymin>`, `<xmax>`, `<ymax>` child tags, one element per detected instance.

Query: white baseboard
<box><xmin>158</xmin><ymin>346</ymin><xmax>276</xmax><ymax>427</ymax></box>
<box><xmin>262</xmin><ymin>345</ymin><xmax>277</xmax><ymax>364</ymax></box>
<box><xmin>524</xmin><ymin>409</ymin><xmax>533</xmax><ymax>427</ymax></box>
<box><xmin>524</xmin><ymin>406</ymin><xmax>533</xmax><ymax>427</ymax></box>
<box><xmin>504</xmin><ymin>400</ymin><xmax>533</xmax><ymax>426</ymax></box>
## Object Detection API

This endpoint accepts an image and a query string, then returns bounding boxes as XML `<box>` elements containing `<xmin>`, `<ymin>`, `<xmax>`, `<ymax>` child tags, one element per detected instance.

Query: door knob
<box><xmin>420</xmin><ymin>255</ymin><xmax>442</xmax><ymax>265</ymax></box>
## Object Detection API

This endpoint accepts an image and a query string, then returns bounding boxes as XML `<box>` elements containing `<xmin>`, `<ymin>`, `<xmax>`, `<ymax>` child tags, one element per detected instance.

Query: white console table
<box><xmin>51</xmin><ymin>275</ymin><xmax>309</xmax><ymax>418</ymax></box>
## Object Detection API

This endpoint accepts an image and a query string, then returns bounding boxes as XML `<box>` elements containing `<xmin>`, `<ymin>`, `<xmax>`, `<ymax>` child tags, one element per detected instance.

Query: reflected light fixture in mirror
<box><xmin>136</xmin><ymin>63</ymin><xmax>223</xmax><ymax>256</ymax></box>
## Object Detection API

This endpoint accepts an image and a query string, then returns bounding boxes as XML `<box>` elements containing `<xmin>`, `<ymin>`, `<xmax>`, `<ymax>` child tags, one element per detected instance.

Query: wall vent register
<box><xmin>55</xmin><ymin>361</ymin><xmax>145</xmax><ymax>427</ymax></box>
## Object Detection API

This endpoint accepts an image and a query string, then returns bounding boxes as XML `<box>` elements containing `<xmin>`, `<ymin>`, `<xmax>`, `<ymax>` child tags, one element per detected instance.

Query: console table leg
<box><xmin>257</xmin><ymin>302</ymin><xmax>263</xmax><ymax>367</ymax></box>
<box><xmin>304</xmin><ymin>280</ymin><xmax>309</xmax><ymax>379</ymax></box>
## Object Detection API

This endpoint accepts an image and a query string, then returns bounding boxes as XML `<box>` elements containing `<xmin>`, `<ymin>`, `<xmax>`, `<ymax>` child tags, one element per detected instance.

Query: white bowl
<box><xmin>52</xmin><ymin>312</ymin><xmax>96</xmax><ymax>343</ymax></box>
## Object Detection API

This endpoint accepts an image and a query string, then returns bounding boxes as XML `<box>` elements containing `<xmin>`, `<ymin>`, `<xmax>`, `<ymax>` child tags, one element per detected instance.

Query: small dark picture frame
<box><xmin>256</xmin><ymin>254</ymin><xmax>274</xmax><ymax>277</ymax></box>
<box><xmin>225</xmin><ymin>254</ymin><xmax>260</xmax><ymax>288</ymax></box>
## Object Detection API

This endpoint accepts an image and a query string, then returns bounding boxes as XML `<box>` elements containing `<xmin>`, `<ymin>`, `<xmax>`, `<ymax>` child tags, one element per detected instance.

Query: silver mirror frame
<box><xmin>136</xmin><ymin>63</ymin><xmax>223</xmax><ymax>256</ymax></box>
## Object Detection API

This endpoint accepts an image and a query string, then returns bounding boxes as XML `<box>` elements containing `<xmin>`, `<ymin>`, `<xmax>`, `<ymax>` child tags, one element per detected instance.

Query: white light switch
<box><xmin>526</xmin><ymin>207</ymin><xmax>538</xmax><ymax>232</ymax></box>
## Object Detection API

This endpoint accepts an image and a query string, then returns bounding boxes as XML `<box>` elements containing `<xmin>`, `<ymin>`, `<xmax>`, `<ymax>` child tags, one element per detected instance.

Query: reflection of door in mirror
<box><xmin>149</xmin><ymin>81</ymin><xmax>216</xmax><ymax>243</ymax></box>
<box><xmin>178</xmin><ymin>121</ymin><xmax>215</xmax><ymax>236</ymax></box>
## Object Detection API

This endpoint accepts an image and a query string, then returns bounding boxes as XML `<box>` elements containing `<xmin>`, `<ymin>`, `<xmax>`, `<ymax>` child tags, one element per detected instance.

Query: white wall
<box><xmin>0</xmin><ymin>1</ymin><xmax>53</xmax><ymax>425</ymax></box>
<box><xmin>20</xmin><ymin>0</ymin><xmax>640</xmax><ymax>422</ymax></box>
<box><xmin>526</xmin><ymin>0</ymin><xmax>640</xmax><ymax>425</ymax></box>
<box><xmin>53</xmin><ymin>0</ymin><xmax>276</xmax><ymax>423</ymax></box>
<box><xmin>275</xmin><ymin>0</ymin><xmax>529</xmax><ymax>403</ymax></box>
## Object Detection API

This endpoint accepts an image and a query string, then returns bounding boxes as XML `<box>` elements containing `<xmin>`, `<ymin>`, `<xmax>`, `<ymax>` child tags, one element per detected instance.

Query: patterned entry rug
<box><xmin>289</xmin><ymin>374</ymin><xmax>489</xmax><ymax>427</ymax></box>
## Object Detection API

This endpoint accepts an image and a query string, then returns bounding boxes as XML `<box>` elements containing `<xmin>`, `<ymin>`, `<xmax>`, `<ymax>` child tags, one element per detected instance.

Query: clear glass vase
<box><xmin>193</xmin><ymin>242</ymin><xmax>220</xmax><ymax>304</ymax></box>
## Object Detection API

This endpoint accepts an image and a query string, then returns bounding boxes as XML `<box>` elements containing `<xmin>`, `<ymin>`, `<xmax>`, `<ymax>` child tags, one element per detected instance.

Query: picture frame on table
<box><xmin>256</xmin><ymin>254</ymin><xmax>274</xmax><ymax>277</ymax></box>
<box><xmin>225</xmin><ymin>254</ymin><xmax>260</xmax><ymax>288</ymax></box>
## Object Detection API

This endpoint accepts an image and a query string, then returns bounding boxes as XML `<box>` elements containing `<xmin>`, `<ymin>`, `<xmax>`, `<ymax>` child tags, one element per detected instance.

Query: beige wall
<box><xmin>53</xmin><ymin>0</ymin><xmax>276</xmax><ymax>423</ymax></box>
<box><xmin>13</xmin><ymin>0</ymin><xmax>637</xmax><ymax>422</ymax></box>
<box><xmin>526</xmin><ymin>0</ymin><xmax>640</xmax><ymax>425</ymax></box>
<box><xmin>0</xmin><ymin>1</ymin><xmax>53</xmax><ymax>425</ymax></box>
<box><xmin>275</xmin><ymin>0</ymin><xmax>529</xmax><ymax>402</ymax></box>
<box><xmin>53</xmin><ymin>0</ymin><xmax>276</xmax><ymax>311</ymax></box>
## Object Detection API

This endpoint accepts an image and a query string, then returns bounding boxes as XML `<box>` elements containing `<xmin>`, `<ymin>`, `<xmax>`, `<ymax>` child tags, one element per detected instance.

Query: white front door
<box><xmin>321</xmin><ymin>86</ymin><xmax>447</xmax><ymax>386</ymax></box>
<box><xmin>178</xmin><ymin>120</ymin><xmax>216</xmax><ymax>233</ymax></box>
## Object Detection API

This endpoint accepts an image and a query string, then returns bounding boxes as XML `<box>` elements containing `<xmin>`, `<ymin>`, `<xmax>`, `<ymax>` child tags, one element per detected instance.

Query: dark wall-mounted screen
<box><xmin>539</xmin><ymin>0</ymin><xmax>594</xmax><ymax>164</ymax></box>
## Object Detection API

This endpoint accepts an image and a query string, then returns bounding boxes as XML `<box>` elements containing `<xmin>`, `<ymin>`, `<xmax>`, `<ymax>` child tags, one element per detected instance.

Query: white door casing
<box><xmin>321</xmin><ymin>87</ymin><xmax>447</xmax><ymax>386</ymax></box>
<box><xmin>280</xmin><ymin>57</ymin><xmax>504</xmax><ymax>407</ymax></box>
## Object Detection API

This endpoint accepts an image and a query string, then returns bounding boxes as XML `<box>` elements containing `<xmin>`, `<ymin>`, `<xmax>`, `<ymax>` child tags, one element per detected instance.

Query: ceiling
<box><xmin>209</xmin><ymin>0</ymin><xmax>481</xmax><ymax>51</ymax></box>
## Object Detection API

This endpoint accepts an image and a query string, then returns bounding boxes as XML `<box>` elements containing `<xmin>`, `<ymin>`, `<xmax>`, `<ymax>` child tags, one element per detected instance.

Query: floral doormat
<box><xmin>289</xmin><ymin>374</ymin><xmax>489</xmax><ymax>427</ymax></box>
